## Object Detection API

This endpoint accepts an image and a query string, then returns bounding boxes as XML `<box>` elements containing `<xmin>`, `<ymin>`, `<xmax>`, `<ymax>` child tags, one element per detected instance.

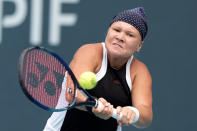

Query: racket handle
<box><xmin>112</xmin><ymin>108</ymin><xmax>122</xmax><ymax>121</ymax></box>
<box><xmin>97</xmin><ymin>101</ymin><xmax>122</xmax><ymax>121</ymax></box>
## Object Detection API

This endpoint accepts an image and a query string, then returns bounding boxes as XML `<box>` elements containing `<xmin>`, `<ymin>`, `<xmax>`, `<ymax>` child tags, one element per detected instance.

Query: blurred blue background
<box><xmin>0</xmin><ymin>0</ymin><xmax>197</xmax><ymax>130</ymax></box>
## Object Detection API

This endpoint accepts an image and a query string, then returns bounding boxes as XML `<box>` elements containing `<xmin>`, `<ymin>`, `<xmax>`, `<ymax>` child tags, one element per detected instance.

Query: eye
<box><xmin>113</xmin><ymin>28</ymin><xmax>120</xmax><ymax>32</ymax></box>
<box><xmin>127</xmin><ymin>33</ymin><xmax>133</xmax><ymax>37</ymax></box>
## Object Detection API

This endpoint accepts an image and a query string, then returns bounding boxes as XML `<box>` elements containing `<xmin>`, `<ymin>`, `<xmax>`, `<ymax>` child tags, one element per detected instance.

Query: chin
<box><xmin>108</xmin><ymin>49</ymin><xmax>123</xmax><ymax>58</ymax></box>
<box><xmin>106</xmin><ymin>43</ymin><xmax>124</xmax><ymax>55</ymax></box>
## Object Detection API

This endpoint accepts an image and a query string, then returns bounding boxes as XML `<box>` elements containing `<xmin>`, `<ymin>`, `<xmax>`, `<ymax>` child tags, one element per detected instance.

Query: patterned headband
<box><xmin>110</xmin><ymin>7</ymin><xmax>148</xmax><ymax>40</ymax></box>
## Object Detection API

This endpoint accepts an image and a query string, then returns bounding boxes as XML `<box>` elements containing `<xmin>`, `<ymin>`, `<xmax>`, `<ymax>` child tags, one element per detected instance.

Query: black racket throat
<box><xmin>75</xmin><ymin>85</ymin><xmax>98</xmax><ymax>107</ymax></box>
<box><xmin>83</xmin><ymin>97</ymin><xmax>98</xmax><ymax>107</ymax></box>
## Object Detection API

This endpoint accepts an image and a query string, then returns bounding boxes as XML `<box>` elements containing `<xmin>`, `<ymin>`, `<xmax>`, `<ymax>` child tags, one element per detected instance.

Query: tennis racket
<box><xmin>18</xmin><ymin>46</ymin><xmax>121</xmax><ymax>120</ymax></box>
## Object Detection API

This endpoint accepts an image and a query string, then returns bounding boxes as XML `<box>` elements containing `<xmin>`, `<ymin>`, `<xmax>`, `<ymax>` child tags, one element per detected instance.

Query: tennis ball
<box><xmin>79</xmin><ymin>71</ymin><xmax>97</xmax><ymax>90</ymax></box>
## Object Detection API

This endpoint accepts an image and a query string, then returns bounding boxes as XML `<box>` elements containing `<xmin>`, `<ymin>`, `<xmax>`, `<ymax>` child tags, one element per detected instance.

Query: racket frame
<box><xmin>18</xmin><ymin>46</ymin><xmax>97</xmax><ymax>112</ymax></box>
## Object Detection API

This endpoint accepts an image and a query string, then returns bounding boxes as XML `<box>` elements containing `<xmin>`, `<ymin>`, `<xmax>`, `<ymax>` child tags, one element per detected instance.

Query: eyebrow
<box><xmin>112</xmin><ymin>25</ymin><xmax>137</xmax><ymax>35</ymax></box>
<box><xmin>126</xmin><ymin>30</ymin><xmax>134</xmax><ymax>34</ymax></box>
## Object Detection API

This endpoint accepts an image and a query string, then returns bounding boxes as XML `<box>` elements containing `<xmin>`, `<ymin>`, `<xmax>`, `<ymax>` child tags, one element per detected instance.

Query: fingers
<box><xmin>92</xmin><ymin>98</ymin><xmax>113</xmax><ymax>120</ymax></box>
<box><xmin>129</xmin><ymin>111</ymin><xmax>136</xmax><ymax>124</ymax></box>
<box><xmin>93</xmin><ymin>98</ymin><xmax>108</xmax><ymax>112</ymax></box>
<box><xmin>100</xmin><ymin>98</ymin><xmax>114</xmax><ymax>118</ymax></box>
<box><xmin>116</xmin><ymin>107</ymin><xmax>136</xmax><ymax>126</ymax></box>
<box><xmin>116</xmin><ymin>106</ymin><xmax>123</xmax><ymax>126</ymax></box>
<box><xmin>99</xmin><ymin>98</ymin><xmax>109</xmax><ymax>107</ymax></box>
<box><xmin>123</xmin><ymin>109</ymin><xmax>132</xmax><ymax>125</ymax></box>
<box><xmin>103</xmin><ymin>104</ymin><xmax>113</xmax><ymax>117</ymax></box>
<box><xmin>116</xmin><ymin>106</ymin><xmax>122</xmax><ymax>116</ymax></box>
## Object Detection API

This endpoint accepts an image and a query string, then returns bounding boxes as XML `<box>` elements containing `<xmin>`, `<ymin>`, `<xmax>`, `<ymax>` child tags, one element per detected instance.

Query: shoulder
<box><xmin>70</xmin><ymin>43</ymin><xmax>103</xmax><ymax>73</ymax></box>
<box><xmin>74</xmin><ymin>43</ymin><xmax>103</xmax><ymax>57</ymax></box>
<box><xmin>73</xmin><ymin>43</ymin><xmax>103</xmax><ymax>64</ymax></box>
<box><xmin>132</xmin><ymin>58</ymin><xmax>150</xmax><ymax>73</ymax></box>
<box><xmin>130</xmin><ymin>58</ymin><xmax>152</xmax><ymax>83</ymax></box>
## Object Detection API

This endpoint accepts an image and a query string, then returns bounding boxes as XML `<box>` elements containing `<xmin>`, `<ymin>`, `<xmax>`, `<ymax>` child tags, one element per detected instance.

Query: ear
<box><xmin>136</xmin><ymin>41</ymin><xmax>144</xmax><ymax>53</ymax></box>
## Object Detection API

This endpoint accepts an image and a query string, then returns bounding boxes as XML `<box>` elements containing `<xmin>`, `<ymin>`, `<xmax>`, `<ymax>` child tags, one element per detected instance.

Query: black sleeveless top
<box><xmin>60</xmin><ymin>63</ymin><xmax>132</xmax><ymax>131</ymax></box>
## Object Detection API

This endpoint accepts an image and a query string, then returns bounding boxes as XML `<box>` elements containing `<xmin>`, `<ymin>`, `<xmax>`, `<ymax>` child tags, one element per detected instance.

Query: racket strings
<box><xmin>22</xmin><ymin>49</ymin><xmax>71</xmax><ymax>109</ymax></box>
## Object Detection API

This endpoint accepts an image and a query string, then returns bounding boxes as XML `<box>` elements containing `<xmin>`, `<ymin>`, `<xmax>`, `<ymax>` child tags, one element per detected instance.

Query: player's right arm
<box><xmin>70</xmin><ymin>43</ymin><xmax>114</xmax><ymax>118</ymax></box>
<box><xmin>69</xmin><ymin>43</ymin><xmax>102</xmax><ymax>79</ymax></box>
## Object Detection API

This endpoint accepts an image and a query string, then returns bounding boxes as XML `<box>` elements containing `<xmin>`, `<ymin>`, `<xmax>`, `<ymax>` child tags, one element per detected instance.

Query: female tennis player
<box><xmin>43</xmin><ymin>7</ymin><xmax>153</xmax><ymax>131</ymax></box>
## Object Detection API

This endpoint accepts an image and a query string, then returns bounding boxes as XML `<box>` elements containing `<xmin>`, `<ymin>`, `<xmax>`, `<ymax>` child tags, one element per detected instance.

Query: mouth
<box><xmin>112</xmin><ymin>43</ymin><xmax>123</xmax><ymax>48</ymax></box>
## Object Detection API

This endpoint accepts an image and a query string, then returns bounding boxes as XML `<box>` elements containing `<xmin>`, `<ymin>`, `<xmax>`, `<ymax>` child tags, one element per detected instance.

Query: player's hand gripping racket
<box><xmin>18</xmin><ymin>46</ymin><xmax>121</xmax><ymax>120</ymax></box>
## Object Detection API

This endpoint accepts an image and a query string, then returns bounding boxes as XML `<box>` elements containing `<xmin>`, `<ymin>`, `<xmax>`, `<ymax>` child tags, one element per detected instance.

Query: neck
<box><xmin>108</xmin><ymin>55</ymin><xmax>129</xmax><ymax>70</ymax></box>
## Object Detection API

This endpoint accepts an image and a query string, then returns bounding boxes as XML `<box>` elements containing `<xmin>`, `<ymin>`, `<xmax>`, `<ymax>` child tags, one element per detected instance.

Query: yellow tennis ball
<box><xmin>79</xmin><ymin>71</ymin><xmax>97</xmax><ymax>90</ymax></box>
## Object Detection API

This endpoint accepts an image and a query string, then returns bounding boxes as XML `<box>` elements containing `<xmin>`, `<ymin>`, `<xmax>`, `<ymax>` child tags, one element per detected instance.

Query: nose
<box><xmin>116</xmin><ymin>32</ymin><xmax>125</xmax><ymax>42</ymax></box>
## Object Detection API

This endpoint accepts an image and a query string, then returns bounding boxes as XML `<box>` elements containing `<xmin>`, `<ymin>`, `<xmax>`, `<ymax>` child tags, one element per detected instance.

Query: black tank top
<box><xmin>60</xmin><ymin>63</ymin><xmax>132</xmax><ymax>131</ymax></box>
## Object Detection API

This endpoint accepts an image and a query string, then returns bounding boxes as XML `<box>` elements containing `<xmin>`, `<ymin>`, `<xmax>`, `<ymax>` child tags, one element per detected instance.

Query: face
<box><xmin>105</xmin><ymin>21</ymin><xmax>143</xmax><ymax>59</ymax></box>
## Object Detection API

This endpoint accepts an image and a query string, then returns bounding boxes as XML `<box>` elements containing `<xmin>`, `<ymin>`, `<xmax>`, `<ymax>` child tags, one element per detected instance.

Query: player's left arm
<box><xmin>131</xmin><ymin>61</ymin><xmax>153</xmax><ymax>128</ymax></box>
<box><xmin>116</xmin><ymin>60</ymin><xmax>152</xmax><ymax>128</ymax></box>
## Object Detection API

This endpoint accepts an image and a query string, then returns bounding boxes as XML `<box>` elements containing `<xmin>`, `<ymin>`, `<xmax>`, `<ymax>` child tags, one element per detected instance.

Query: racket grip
<box><xmin>97</xmin><ymin>101</ymin><xmax>122</xmax><ymax>121</ymax></box>
<box><xmin>112</xmin><ymin>109</ymin><xmax>122</xmax><ymax>121</ymax></box>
